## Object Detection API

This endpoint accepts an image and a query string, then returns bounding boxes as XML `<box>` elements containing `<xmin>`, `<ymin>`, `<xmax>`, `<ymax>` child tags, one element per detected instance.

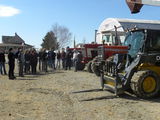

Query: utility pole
<box><xmin>73</xmin><ymin>36</ymin><xmax>76</xmax><ymax>48</ymax></box>
<box><xmin>95</xmin><ymin>30</ymin><xmax>98</xmax><ymax>43</ymax></box>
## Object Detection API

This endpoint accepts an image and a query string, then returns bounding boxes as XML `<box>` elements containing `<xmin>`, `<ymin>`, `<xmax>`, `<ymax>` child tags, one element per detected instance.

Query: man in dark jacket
<box><xmin>38</xmin><ymin>49</ymin><xmax>43</xmax><ymax>71</ymax></box>
<box><xmin>8</xmin><ymin>48</ymin><xmax>16</xmax><ymax>80</ymax></box>
<box><xmin>0</xmin><ymin>49</ymin><xmax>7</xmax><ymax>75</ymax></box>
<box><xmin>75</xmin><ymin>51</ymin><xmax>83</xmax><ymax>72</ymax></box>
<box><xmin>42</xmin><ymin>49</ymin><xmax>48</xmax><ymax>72</ymax></box>
<box><xmin>17</xmin><ymin>48</ymin><xmax>25</xmax><ymax>77</ymax></box>
<box><xmin>48</xmin><ymin>50</ymin><xmax>53</xmax><ymax>69</ymax></box>
<box><xmin>30</xmin><ymin>49</ymin><xmax>38</xmax><ymax>74</ymax></box>
<box><xmin>24</xmin><ymin>50</ymin><xmax>31</xmax><ymax>73</ymax></box>
<box><xmin>65</xmin><ymin>47</ymin><xmax>72</xmax><ymax>70</ymax></box>
<box><xmin>52</xmin><ymin>50</ymin><xmax>56</xmax><ymax>69</ymax></box>
<box><xmin>61</xmin><ymin>48</ymin><xmax>66</xmax><ymax>70</ymax></box>
<box><xmin>56</xmin><ymin>50</ymin><xmax>61</xmax><ymax>69</ymax></box>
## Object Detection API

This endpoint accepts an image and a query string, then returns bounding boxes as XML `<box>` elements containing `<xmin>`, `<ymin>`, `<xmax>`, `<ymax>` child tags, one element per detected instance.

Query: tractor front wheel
<box><xmin>131</xmin><ymin>70</ymin><xmax>160</xmax><ymax>98</ymax></box>
<box><xmin>91</xmin><ymin>62</ymin><xmax>100</xmax><ymax>76</ymax></box>
<box><xmin>87</xmin><ymin>61</ymin><xmax>93</xmax><ymax>73</ymax></box>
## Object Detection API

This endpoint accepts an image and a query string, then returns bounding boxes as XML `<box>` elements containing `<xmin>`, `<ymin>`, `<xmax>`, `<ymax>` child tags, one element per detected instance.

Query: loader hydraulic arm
<box><xmin>126</xmin><ymin>0</ymin><xmax>160</xmax><ymax>13</ymax></box>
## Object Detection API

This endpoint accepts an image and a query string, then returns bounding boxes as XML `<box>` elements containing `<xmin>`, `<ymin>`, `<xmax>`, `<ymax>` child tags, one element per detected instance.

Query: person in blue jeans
<box><xmin>48</xmin><ymin>49</ymin><xmax>56</xmax><ymax>70</ymax></box>
<box><xmin>56</xmin><ymin>50</ymin><xmax>61</xmax><ymax>69</ymax></box>
<box><xmin>0</xmin><ymin>49</ymin><xmax>7</xmax><ymax>75</ymax></box>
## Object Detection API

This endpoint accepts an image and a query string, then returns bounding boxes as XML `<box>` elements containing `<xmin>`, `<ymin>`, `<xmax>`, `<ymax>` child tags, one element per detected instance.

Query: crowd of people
<box><xmin>0</xmin><ymin>46</ymin><xmax>83</xmax><ymax>80</ymax></box>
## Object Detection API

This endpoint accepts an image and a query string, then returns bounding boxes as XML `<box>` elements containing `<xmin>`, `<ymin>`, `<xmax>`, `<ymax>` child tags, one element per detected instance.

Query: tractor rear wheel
<box><xmin>87</xmin><ymin>61</ymin><xmax>93</xmax><ymax>73</ymax></box>
<box><xmin>91</xmin><ymin>62</ymin><xmax>100</xmax><ymax>76</ymax></box>
<box><xmin>131</xmin><ymin>70</ymin><xmax>160</xmax><ymax>98</ymax></box>
<box><xmin>77</xmin><ymin>63</ymin><xmax>85</xmax><ymax>70</ymax></box>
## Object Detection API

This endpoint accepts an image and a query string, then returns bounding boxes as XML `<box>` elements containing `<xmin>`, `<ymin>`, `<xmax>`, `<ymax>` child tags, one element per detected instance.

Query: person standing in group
<box><xmin>17</xmin><ymin>48</ymin><xmax>25</xmax><ymax>77</ymax></box>
<box><xmin>65</xmin><ymin>47</ymin><xmax>72</xmax><ymax>70</ymax></box>
<box><xmin>2</xmin><ymin>50</ymin><xmax>7</xmax><ymax>75</ymax></box>
<box><xmin>48</xmin><ymin>49</ymin><xmax>54</xmax><ymax>70</ymax></box>
<box><xmin>0</xmin><ymin>49</ymin><xmax>3</xmax><ymax>75</ymax></box>
<box><xmin>38</xmin><ymin>49</ymin><xmax>43</xmax><ymax>71</ymax></box>
<box><xmin>8</xmin><ymin>48</ymin><xmax>16</xmax><ymax>80</ymax></box>
<box><xmin>56</xmin><ymin>50</ymin><xmax>61</xmax><ymax>69</ymax></box>
<box><xmin>61</xmin><ymin>48</ymin><xmax>66</xmax><ymax>70</ymax></box>
<box><xmin>0</xmin><ymin>49</ymin><xmax>7</xmax><ymax>75</ymax></box>
<box><xmin>75</xmin><ymin>51</ymin><xmax>83</xmax><ymax>72</ymax></box>
<box><xmin>73</xmin><ymin>49</ymin><xmax>79</xmax><ymax>72</ymax></box>
<box><xmin>24</xmin><ymin>50</ymin><xmax>31</xmax><ymax>73</ymax></box>
<box><xmin>30</xmin><ymin>49</ymin><xmax>38</xmax><ymax>75</ymax></box>
<box><xmin>52</xmin><ymin>50</ymin><xmax>56</xmax><ymax>70</ymax></box>
<box><xmin>42</xmin><ymin>49</ymin><xmax>48</xmax><ymax>72</ymax></box>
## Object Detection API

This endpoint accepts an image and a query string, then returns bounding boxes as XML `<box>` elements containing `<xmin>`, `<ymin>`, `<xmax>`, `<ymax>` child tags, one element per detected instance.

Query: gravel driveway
<box><xmin>0</xmin><ymin>69</ymin><xmax>160</xmax><ymax>120</ymax></box>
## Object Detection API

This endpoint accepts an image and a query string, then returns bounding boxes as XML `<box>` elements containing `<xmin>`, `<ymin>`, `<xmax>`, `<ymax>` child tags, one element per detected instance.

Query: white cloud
<box><xmin>0</xmin><ymin>5</ymin><xmax>21</xmax><ymax>17</ymax></box>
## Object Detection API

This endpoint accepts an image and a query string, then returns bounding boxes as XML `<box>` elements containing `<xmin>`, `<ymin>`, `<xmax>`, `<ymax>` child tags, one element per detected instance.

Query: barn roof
<box><xmin>98</xmin><ymin>18</ymin><xmax>160</xmax><ymax>34</ymax></box>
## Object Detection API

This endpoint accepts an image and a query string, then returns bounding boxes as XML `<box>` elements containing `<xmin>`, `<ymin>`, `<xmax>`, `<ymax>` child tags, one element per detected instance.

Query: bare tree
<box><xmin>52</xmin><ymin>23</ymin><xmax>72</xmax><ymax>49</ymax></box>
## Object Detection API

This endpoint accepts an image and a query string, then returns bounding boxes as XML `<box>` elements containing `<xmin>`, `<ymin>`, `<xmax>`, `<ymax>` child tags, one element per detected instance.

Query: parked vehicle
<box><xmin>100</xmin><ymin>19</ymin><xmax>160</xmax><ymax>98</ymax></box>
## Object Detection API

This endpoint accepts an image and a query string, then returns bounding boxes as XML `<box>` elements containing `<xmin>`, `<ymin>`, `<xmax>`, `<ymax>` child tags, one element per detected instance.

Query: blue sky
<box><xmin>0</xmin><ymin>0</ymin><xmax>160</xmax><ymax>48</ymax></box>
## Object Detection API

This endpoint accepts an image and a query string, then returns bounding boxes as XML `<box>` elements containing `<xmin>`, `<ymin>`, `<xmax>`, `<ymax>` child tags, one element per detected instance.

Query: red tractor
<box><xmin>91</xmin><ymin>45</ymin><xmax>128</xmax><ymax>76</ymax></box>
<box><xmin>69</xmin><ymin>42</ymin><xmax>127</xmax><ymax>73</ymax></box>
<box><xmin>80</xmin><ymin>44</ymin><xmax>103</xmax><ymax>72</ymax></box>
<box><xmin>69</xmin><ymin>43</ymin><xmax>102</xmax><ymax>72</ymax></box>
<box><xmin>68</xmin><ymin>44</ymin><xmax>103</xmax><ymax>71</ymax></box>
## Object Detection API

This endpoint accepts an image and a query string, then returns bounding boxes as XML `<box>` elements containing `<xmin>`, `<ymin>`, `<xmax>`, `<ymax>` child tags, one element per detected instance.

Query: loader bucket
<box><xmin>126</xmin><ymin>0</ymin><xmax>143</xmax><ymax>13</ymax></box>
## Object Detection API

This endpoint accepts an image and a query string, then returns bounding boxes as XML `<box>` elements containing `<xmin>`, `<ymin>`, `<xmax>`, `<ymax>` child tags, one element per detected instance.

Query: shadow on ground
<box><xmin>71</xmin><ymin>89</ymin><xmax>103</xmax><ymax>94</ymax></box>
<box><xmin>16</xmin><ymin>78</ymin><xmax>37</xmax><ymax>80</ymax></box>
<box><xmin>72</xmin><ymin>88</ymin><xmax>160</xmax><ymax>103</ymax></box>
<box><xmin>20</xmin><ymin>70</ymin><xmax>65</xmax><ymax>79</ymax></box>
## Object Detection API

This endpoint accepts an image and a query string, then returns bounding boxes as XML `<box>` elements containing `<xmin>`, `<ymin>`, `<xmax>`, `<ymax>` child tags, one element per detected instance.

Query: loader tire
<box><xmin>130</xmin><ymin>70</ymin><xmax>160</xmax><ymax>98</ymax></box>
<box><xmin>87</xmin><ymin>61</ymin><xmax>93</xmax><ymax>73</ymax></box>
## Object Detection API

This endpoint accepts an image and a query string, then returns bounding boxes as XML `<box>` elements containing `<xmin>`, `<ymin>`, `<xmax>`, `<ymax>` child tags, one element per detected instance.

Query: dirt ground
<box><xmin>1</xmin><ymin>64</ymin><xmax>160</xmax><ymax>120</ymax></box>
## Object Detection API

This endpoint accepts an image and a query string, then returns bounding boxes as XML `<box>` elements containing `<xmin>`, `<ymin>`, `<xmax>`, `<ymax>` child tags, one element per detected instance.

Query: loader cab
<box><xmin>124</xmin><ymin>29</ymin><xmax>160</xmax><ymax>57</ymax></box>
<box><xmin>123</xmin><ymin>30</ymin><xmax>145</xmax><ymax>59</ymax></box>
<box><xmin>122</xmin><ymin>29</ymin><xmax>160</xmax><ymax>67</ymax></box>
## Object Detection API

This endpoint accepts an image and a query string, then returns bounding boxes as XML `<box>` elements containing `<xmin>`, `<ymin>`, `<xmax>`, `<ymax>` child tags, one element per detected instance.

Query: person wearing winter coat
<box><xmin>56</xmin><ymin>50</ymin><xmax>61</xmax><ymax>69</ymax></box>
<box><xmin>61</xmin><ymin>48</ymin><xmax>66</xmax><ymax>70</ymax></box>
<box><xmin>24</xmin><ymin>50</ymin><xmax>31</xmax><ymax>73</ymax></box>
<box><xmin>8</xmin><ymin>48</ymin><xmax>16</xmax><ymax>80</ymax></box>
<box><xmin>65</xmin><ymin>48</ymin><xmax>72</xmax><ymax>70</ymax></box>
<box><xmin>17</xmin><ymin>48</ymin><xmax>25</xmax><ymax>77</ymax></box>
<box><xmin>38</xmin><ymin>49</ymin><xmax>43</xmax><ymax>71</ymax></box>
<box><xmin>0</xmin><ymin>49</ymin><xmax>7</xmax><ymax>75</ymax></box>
<box><xmin>30</xmin><ymin>49</ymin><xmax>38</xmax><ymax>74</ymax></box>
<box><xmin>42</xmin><ymin>49</ymin><xmax>48</xmax><ymax>72</ymax></box>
